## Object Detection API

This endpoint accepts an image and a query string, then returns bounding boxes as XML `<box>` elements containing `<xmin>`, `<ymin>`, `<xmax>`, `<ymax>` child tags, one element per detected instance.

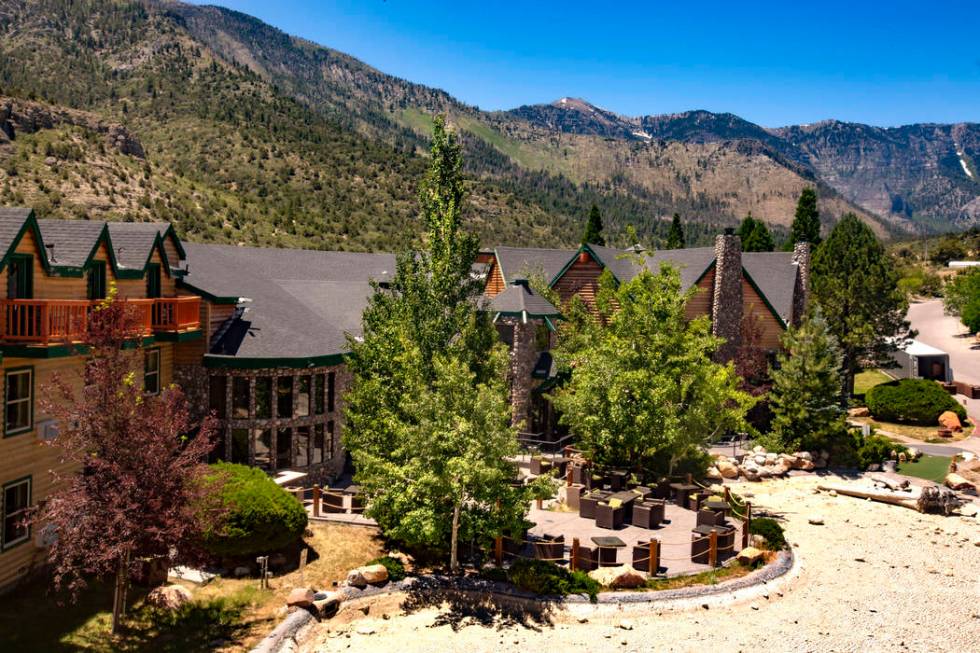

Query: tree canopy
<box><xmin>582</xmin><ymin>203</ymin><xmax>605</xmax><ymax>245</ymax></box>
<box><xmin>343</xmin><ymin>117</ymin><xmax>545</xmax><ymax>570</ymax></box>
<box><xmin>811</xmin><ymin>213</ymin><xmax>912</xmax><ymax>397</ymax></box>
<box><xmin>944</xmin><ymin>266</ymin><xmax>980</xmax><ymax>333</ymax></box>
<box><xmin>737</xmin><ymin>213</ymin><xmax>775</xmax><ymax>252</ymax></box>
<box><xmin>788</xmin><ymin>187</ymin><xmax>821</xmax><ymax>246</ymax></box>
<box><xmin>549</xmin><ymin>263</ymin><xmax>755</xmax><ymax>474</ymax></box>
<box><xmin>666</xmin><ymin>212</ymin><xmax>685</xmax><ymax>249</ymax></box>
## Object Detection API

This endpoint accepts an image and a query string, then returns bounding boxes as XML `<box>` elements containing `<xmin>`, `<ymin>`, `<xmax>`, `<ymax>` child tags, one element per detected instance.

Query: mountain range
<box><xmin>0</xmin><ymin>0</ymin><xmax>977</xmax><ymax>252</ymax></box>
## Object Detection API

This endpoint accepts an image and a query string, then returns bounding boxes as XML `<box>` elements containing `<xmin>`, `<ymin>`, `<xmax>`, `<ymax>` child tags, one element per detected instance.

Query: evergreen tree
<box><xmin>343</xmin><ymin>117</ymin><xmax>546</xmax><ymax>571</ymax></box>
<box><xmin>764</xmin><ymin>310</ymin><xmax>847</xmax><ymax>452</ymax></box>
<box><xmin>582</xmin><ymin>203</ymin><xmax>605</xmax><ymax>245</ymax></box>
<box><xmin>666</xmin><ymin>212</ymin><xmax>685</xmax><ymax>249</ymax></box>
<box><xmin>788</xmin><ymin>187</ymin><xmax>821</xmax><ymax>247</ymax></box>
<box><xmin>811</xmin><ymin>214</ymin><xmax>912</xmax><ymax>399</ymax></box>
<box><xmin>737</xmin><ymin>212</ymin><xmax>775</xmax><ymax>252</ymax></box>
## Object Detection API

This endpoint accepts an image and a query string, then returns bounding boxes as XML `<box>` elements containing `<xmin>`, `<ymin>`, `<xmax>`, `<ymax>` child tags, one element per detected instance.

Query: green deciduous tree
<box><xmin>343</xmin><ymin>117</ymin><xmax>543</xmax><ymax>571</ymax></box>
<box><xmin>788</xmin><ymin>187</ymin><xmax>821</xmax><ymax>247</ymax></box>
<box><xmin>737</xmin><ymin>212</ymin><xmax>775</xmax><ymax>252</ymax></box>
<box><xmin>763</xmin><ymin>310</ymin><xmax>847</xmax><ymax>452</ymax></box>
<box><xmin>811</xmin><ymin>214</ymin><xmax>912</xmax><ymax>399</ymax></box>
<box><xmin>549</xmin><ymin>263</ymin><xmax>755</xmax><ymax>474</ymax></box>
<box><xmin>582</xmin><ymin>203</ymin><xmax>605</xmax><ymax>245</ymax></box>
<box><xmin>666</xmin><ymin>212</ymin><xmax>685</xmax><ymax>249</ymax></box>
<box><xmin>944</xmin><ymin>266</ymin><xmax>980</xmax><ymax>333</ymax></box>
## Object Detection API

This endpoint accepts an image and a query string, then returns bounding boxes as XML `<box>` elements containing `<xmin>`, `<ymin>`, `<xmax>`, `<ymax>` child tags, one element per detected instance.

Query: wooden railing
<box><xmin>0</xmin><ymin>296</ymin><xmax>201</xmax><ymax>344</ymax></box>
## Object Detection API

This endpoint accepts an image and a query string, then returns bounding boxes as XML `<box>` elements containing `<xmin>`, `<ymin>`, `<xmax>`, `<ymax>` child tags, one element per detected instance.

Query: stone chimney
<box><xmin>712</xmin><ymin>229</ymin><xmax>743</xmax><ymax>361</ymax></box>
<box><xmin>791</xmin><ymin>242</ymin><xmax>811</xmax><ymax>326</ymax></box>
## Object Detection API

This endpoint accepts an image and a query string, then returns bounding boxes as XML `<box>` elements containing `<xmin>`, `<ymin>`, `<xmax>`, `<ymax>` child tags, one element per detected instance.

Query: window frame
<box><xmin>327</xmin><ymin>372</ymin><xmax>336</xmax><ymax>413</ymax></box>
<box><xmin>87</xmin><ymin>260</ymin><xmax>107</xmax><ymax>300</ymax></box>
<box><xmin>4</xmin><ymin>367</ymin><xmax>34</xmax><ymax>437</ymax></box>
<box><xmin>143</xmin><ymin>348</ymin><xmax>161</xmax><ymax>396</ymax></box>
<box><xmin>2</xmin><ymin>475</ymin><xmax>32</xmax><ymax>551</ymax></box>
<box><xmin>146</xmin><ymin>263</ymin><xmax>162</xmax><ymax>299</ymax></box>
<box><xmin>7</xmin><ymin>253</ymin><xmax>34</xmax><ymax>300</ymax></box>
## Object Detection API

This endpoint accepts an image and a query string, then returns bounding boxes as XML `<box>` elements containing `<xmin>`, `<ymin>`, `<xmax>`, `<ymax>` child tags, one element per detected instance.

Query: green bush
<box><xmin>367</xmin><ymin>555</ymin><xmax>406</xmax><ymax>582</ymax></box>
<box><xmin>198</xmin><ymin>463</ymin><xmax>308</xmax><ymax>558</ymax></box>
<box><xmin>856</xmin><ymin>434</ymin><xmax>905</xmax><ymax>468</ymax></box>
<box><xmin>503</xmin><ymin>559</ymin><xmax>599</xmax><ymax>602</ymax></box>
<box><xmin>866</xmin><ymin>379</ymin><xmax>966</xmax><ymax>426</ymax></box>
<box><xmin>748</xmin><ymin>518</ymin><xmax>786</xmax><ymax>550</ymax></box>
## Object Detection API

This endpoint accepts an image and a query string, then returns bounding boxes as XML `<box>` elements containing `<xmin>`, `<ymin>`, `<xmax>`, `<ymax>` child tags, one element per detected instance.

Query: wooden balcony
<box><xmin>0</xmin><ymin>297</ymin><xmax>201</xmax><ymax>345</ymax></box>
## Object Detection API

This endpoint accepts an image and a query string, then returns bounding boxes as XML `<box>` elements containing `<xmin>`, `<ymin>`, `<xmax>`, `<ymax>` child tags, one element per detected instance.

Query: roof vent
<box><xmin>511</xmin><ymin>278</ymin><xmax>530</xmax><ymax>289</ymax></box>
<box><xmin>45</xmin><ymin>243</ymin><xmax>56</xmax><ymax>263</ymax></box>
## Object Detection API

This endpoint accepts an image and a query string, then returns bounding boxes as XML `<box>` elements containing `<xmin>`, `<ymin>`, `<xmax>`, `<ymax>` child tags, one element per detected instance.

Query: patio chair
<box><xmin>321</xmin><ymin>491</ymin><xmax>346</xmax><ymax>514</ymax></box>
<box><xmin>609</xmin><ymin>470</ymin><xmax>628</xmax><ymax>492</ymax></box>
<box><xmin>570</xmin><ymin>463</ymin><xmax>589</xmax><ymax>486</ymax></box>
<box><xmin>687</xmin><ymin>491</ymin><xmax>709</xmax><ymax>511</ymax></box>
<box><xmin>529</xmin><ymin>457</ymin><xmax>553</xmax><ymax>476</ymax></box>
<box><xmin>653</xmin><ymin>480</ymin><xmax>673</xmax><ymax>500</ymax></box>
<box><xmin>575</xmin><ymin>546</ymin><xmax>598</xmax><ymax>571</ymax></box>
<box><xmin>631</xmin><ymin>540</ymin><xmax>658</xmax><ymax>573</ymax></box>
<box><xmin>691</xmin><ymin>524</ymin><xmax>737</xmax><ymax>565</ymax></box>
<box><xmin>696</xmin><ymin>508</ymin><xmax>725</xmax><ymax>528</ymax></box>
<box><xmin>350</xmin><ymin>494</ymin><xmax>366</xmax><ymax>514</ymax></box>
<box><xmin>597</xmin><ymin>544</ymin><xmax>619</xmax><ymax>567</ymax></box>
<box><xmin>631</xmin><ymin>499</ymin><xmax>666</xmax><ymax>529</ymax></box>
<box><xmin>595</xmin><ymin>501</ymin><xmax>625</xmax><ymax>530</ymax></box>
<box><xmin>579</xmin><ymin>490</ymin><xmax>611</xmax><ymax>519</ymax></box>
<box><xmin>631</xmin><ymin>486</ymin><xmax>653</xmax><ymax>500</ymax></box>
<box><xmin>533</xmin><ymin>534</ymin><xmax>565</xmax><ymax>562</ymax></box>
<box><xmin>564</xmin><ymin>484</ymin><xmax>585</xmax><ymax>511</ymax></box>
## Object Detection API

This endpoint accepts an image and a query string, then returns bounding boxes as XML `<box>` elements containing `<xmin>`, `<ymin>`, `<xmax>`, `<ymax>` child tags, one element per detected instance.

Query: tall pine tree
<box><xmin>666</xmin><ymin>212</ymin><xmax>685</xmax><ymax>249</ymax></box>
<box><xmin>737</xmin><ymin>212</ymin><xmax>775</xmax><ymax>252</ymax></box>
<box><xmin>811</xmin><ymin>214</ymin><xmax>912</xmax><ymax>399</ymax></box>
<box><xmin>582</xmin><ymin>203</ymin><xmax>605</xmax><ymax>245</ymax></box>
<box><xmin>788</xmin><ymin>187</ymin><xmax>821</xmax><ymax>246</ymax></box>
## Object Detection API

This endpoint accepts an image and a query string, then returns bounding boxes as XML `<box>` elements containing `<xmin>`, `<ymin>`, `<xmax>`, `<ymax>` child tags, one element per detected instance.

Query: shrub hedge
<box><xmin>367</xmin><ymin>555</ymin><xmax>406</xmax><ymax>582</ymax></box>
<box><xmin>748</xmin><ymin>518</ymin><xmax>786</xmax><ymax>550</ymax></box>
<box><xmin>866</xmin><ymin>379</ymin><xmax>966</xmax><ymax>426</ymax></box>
<box><xmin>198</xmin><ymin>462</ymin><xmax>308</xmax><ymax>558</ymax></box>
<box><xmin>488</xmin><ymin>559</ymin><xmax>599</xmax><ymax>602</ymax></box>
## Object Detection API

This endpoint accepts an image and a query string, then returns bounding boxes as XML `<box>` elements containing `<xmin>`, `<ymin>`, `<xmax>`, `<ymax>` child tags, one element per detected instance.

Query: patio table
<box><xmin>669</xmin><ymin>482</ymin><xmax>698</xmax><ymax>507</ymax></box>
<box><xmin>704</xmin><ymin>499</ymin><xmax>729</xmax><ymax>517</ymax></box>
<box><xmin>608</xmin><ymin>490</ymin><xmax>640</xmax><ymax>521</ymax></box>
<box><xmin>591</xmin><ymin>535</ymin><xmax>626</xmax><ymax>567</ymax></box>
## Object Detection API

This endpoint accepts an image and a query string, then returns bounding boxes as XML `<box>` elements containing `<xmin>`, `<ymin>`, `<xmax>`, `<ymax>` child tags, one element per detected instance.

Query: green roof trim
<box><xmin>154</xmin><ymin>329</ymin><xmax>203</xmax><ymax>343</ymax></box>
<box><xmin>741</xmin><ymin>267</ymin><xmax>788</xmax><ymax>330</ymax></box>
<box><xmin>177</xmin><ymin>279</ymin><xmax>240</xmax><ymax>305</ymax></box>
<box><xmin>1</xmin><ymin>343</ymin><xmax>90</xmax><ymax>359</ymax></box>
<box><xmin>547</xmin><ymin>244</ymin><xmax>592</xmax><ymax>287</ymax></box>
<box><xmin>203</xmin><ymin>352</ymin><xmax>348</xmax><ymax>370</ymax></box>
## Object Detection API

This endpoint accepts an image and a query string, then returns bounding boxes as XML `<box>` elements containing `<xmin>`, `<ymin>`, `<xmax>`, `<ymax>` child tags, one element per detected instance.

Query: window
<box><xmin>87</xmin><ymin>261</ymin><xmax>107</xmax><ymax>300</ymax></box>
<box><xmin>231</xmin><ymin>428</ymin><xmax>249</xmax><ymax>464</ymax></box>
<box><xmin>296</xmin><ymin>375</ymin><xmax>311</xmax><ymax>417</ymax></box>
<box><xmin>293</xmin><ymin>426</ymin><xmax>310</xmax><ymax>467</ymax></box>
<box><xmin>7</xmin><ymin>254</ymin><xmax>33</xmax><ymax>299</ymax></box>
<box><xmin>5</xmin><ymin>368</ymin><xmax>33</xmax><ymax>435</ymax></box>
<box><xmin>312</xmin><ymin>424</ymin><xmax>324</xmax><ymax>465</ymax></box>
<box><xmin>327</xmin><ymin>421</ymin><xmax>335</xmax><ymax>460</ymax></box>
<box><xmin>231</xmin><ymin>377</ymin><xmax>249</xmax><ymax>418</ymax></box>
<box><xmin>275</xmin><ymin>429</ymin><xmax>290</xmax><ymax>469</ymax></box>
<box><xmin>314</xmin><ymin>374</ymin><xmax>325</xmax><ymax>415</ymax></box>
<box><xmin>143</xmin><ymin>349</ymin><xmax>160</xmax><ymax>395</ymax></box>
<box><xmin>146</xmin><ymin>263</ymin><xmax>162</xmax><ymax>298</ymax></box>
<box><xmin>209</xmin><ymin>376</ymin><xmax>227</xmax><ymax>419</ymax></box>
<box><xmin>327</xmin><ymin>372</ymin><xmax>336</xmax><ymax>413</ymax></box>
<box><xmin>255</xmin><ymin>378</ymin><xmax>272</xmax><ymax>419</ymax></box>
<box><xmin>254</xmin><ymin>429</ymin><xmax>272</xmax><ymax>470</ymax></box>
<box><xmin>2</xmin><ymin>477</ymin><xmax>31</xmax><ymax>550</ymax></box>
<box><xmin>276</xmin><ymin>376</ymin><xmax>293</xmax><ymax>419</ymax></box>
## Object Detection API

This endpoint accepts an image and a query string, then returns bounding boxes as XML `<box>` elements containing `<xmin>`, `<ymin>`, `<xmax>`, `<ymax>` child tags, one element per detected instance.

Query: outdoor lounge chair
<box><xmin>691</xmin><ymin>524</ymin><xmax>737</xmax><ymax>565</ymax></box>
<box><xmin>575</xmin><ymin>546</ymin><xmax>598</xmax><ymax>571</ymax></box>
<box><xmin>565</xmin><ymin>484</ymin><xmax>585</xmax><ymax>511</ymax></box>
<box><xmin>631</xmin><ymin>540</ymin><xmax>659</xmax><ymax>573</ymax></box>
<box><xmin>595</xmin><ymin>501</ymin><xmax>625</xmax><ymax>529</ymax></box>
<box><xmin>579</xmin><ymin>490</ymin><xmax>611</xmax><ymax>519</ymax></box>
<box><xmin>696</xmin><ymin>507</ymin><xmax>725</xmax><ymax>528</ymax></box>
<box><xmin>609</xmin><ymin>470</ymin><xmax>628</xmax><ymax>492</ymax></box>
<box><xmin>631</xmin><ymin>499</ymin><xmax>666</xmax><ymax>529</ymax></box>
<box><xmin>570</xmin><ymin>463</ymin><xmax>589</xmax><ymax>486</ymax></box>
<box><xmin>533</xmin><ymin>534</ymin><xmax>565</xmax><ymax>562</ymax></box>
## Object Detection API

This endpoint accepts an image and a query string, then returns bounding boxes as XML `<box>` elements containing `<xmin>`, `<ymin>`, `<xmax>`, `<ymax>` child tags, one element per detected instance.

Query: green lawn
<box><xmin>896</xmin><ymin>453</ymin><xmax>951</xmax><ymax>483</ymax></box>
<box><xmin>854</xmin><ymin>369</ymin><xmax>894</xmax><ymax>397</ymax></box>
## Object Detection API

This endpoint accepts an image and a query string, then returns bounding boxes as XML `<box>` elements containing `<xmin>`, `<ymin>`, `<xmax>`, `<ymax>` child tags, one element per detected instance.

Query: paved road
<box><xmin>907</xmin><ymin>299</ymin><xmax>979</xmax><ymax>385</ymax></box>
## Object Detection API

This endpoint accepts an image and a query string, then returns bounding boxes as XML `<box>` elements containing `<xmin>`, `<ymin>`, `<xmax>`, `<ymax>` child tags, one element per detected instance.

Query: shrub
<box><xmin>367</xmin><ymin>555</ymin><xmax>406</xmax><ymax>582</ymax></box>
<box><xmin>198</xmin><ymin>463</ymin><xmax>308</xmax><ymax>558</ymax></box>
<box><xmin>855</xmin><ymin>434</ymin><xmax>905</xmax><ymax>469</ymax></box>
<box><xmin>504</xmin><ymin>559</ymin><xmax>599</xmax><ymax>602</ymax></box>
<box><xmin>748</xmin><ymin>518</ymin><xmax>786</xmax><ymax>550</ymax></box>
<box><xmin>866</xmin><ymin>379</ymin><xmax>966</xmax><ymax>426</ymax></box>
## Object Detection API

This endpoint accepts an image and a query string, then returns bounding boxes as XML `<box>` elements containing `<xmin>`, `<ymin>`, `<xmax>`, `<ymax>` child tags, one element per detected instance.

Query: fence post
<box><xmin>723</xmin><ymin>486</ymin><xmax>731</xmax><ymax>503</ymax></box>
<box><xmin>709</xmin><ymin>530</ymin><xmax>718</xmax><ymax>567</ymax></box>
<box><xmin>536</xmin><ymin>497</ymin><xmax>543</xmax><ymax>510</ymax></box>
<box><xmin>571</xmin><ymin>537</ymin><xmax>580</xmax><ymax>571</ymax></box>
<box><xmin>742</xmin><ymin>502</ymin><xmax>752</xmax><ymax>549</ymax></box>
<box><xmin>686</xmin><ymin>472</ymin><xmax>693</xmax><ymax>484</ymax></box>
<box><xmin>566</xmin><ymin>466</ymin><xmax>573</xmax><ymax>487</ymax></box>
<box><xmin>494</xmin><ymin>536</ymin><xmax>503</xmax><ymax>566</ymax></box>
<box><xmin>648</xmin><ymin>539</ymin><xmax>659</xmax><ymax>575</ymax></box>
<box><xmin>312</xmin><ymin>485</ymin><xmax>321</xmax><ymax>518</ymax></box>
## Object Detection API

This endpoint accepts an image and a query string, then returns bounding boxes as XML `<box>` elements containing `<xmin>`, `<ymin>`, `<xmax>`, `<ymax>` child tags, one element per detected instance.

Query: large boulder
<box><xmin>146</xmin><ymin>584</ymin><xmax>192</xmax><ymax>610</ymax></box>
<box><xmin>945</xmin><ymin>473</ymin><xmax>973</xmax><ymax>491</ymax></box>
<box><xmin>359</xmin><ymin>564</ymin><xmax>390</xmax><ymax>585</ymax></box>
<box><xmin>736</xmin><ymin>547</ymin><xmax>764</xmax><ymax>566</ymax></box>
<box><xmin>587</xmin><ymin>565</ymin><xmax>646</xmax><ymax>589</ymax></box>
<box><xmin>705</xmin><ymin>466</ymin><xmax>723</xmax><ymax>480</ymax></box>
<box><xmin>345</xmin><ymin>569</ymin><xmax>367</xmax><ymax>588</ymax></box>
<box><xmin>938</xmin><ymin>411</ymin><xmax>963</xmax><ymax>431</ymax></box>
<box><xmin>848</xmin><ymin>406</ymin><xmax>870</xmax><ymax>417</ymax></box>
<box><xmin>717</xmin><ymin>460</ymin><xmax>739</xmax><ymax>479</ymax></box>
<box><xmin>753</xmin><ymin>454</ymin><xmax>768</xmax><ymax>466</ymax></box>
<box><xmin>286</xmin><ymin>588</ymin><xmax>315</xmax><ymax>608</ymax></box>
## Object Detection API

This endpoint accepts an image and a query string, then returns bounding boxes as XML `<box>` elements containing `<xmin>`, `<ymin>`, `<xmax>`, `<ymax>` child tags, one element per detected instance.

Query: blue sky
<box><xmin>190</xmin><ymin>0</ymin><xmax>980</xmax><ymax>127</ymax></box>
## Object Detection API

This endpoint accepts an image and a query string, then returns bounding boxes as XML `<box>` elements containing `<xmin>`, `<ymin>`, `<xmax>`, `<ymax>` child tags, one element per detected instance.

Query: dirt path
<box><xmin>301</xmin><ymin>475</ymin><xmax>980</xmax><ymax>653</ymax></box>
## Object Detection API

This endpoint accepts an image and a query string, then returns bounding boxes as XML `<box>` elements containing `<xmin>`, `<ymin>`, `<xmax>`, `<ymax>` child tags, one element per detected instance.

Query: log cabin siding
<box><xmin>685</xmin><ymin>265</ymin><xmax>715</xmax><ymax>320</ymax></box>
<box><xmin>484</xmin><ymin>261</ymin><xmax>505</xmax><ymax>297</ymax></box>
<box><xmin>552</xmin><ymin>253</ymin><xmax>604</xmax><ymax>310</ymax></box>
<box><xmin>742</xmin><ymin>274</ymin><xmax>784</xmax><ymax>350</ymax></box>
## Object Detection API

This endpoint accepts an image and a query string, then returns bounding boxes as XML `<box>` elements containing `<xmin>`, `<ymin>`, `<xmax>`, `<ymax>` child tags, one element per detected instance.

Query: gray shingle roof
<box><xmin>588</xmin><ymin>243</ymin><xmax>716</xmax><ymax>289</ymax></box>
<box><xmin>494</xmin><ymin>246</ymin><xmax>576</xmax><ymax>284</ymax></box>
<box><xmin>106</xmin><ymin>222</ymin><xmax>171</xmax><ymax>269</ymax></box>
<box><xmin>182</xmin><ymin>243</ymin><xmax>395</xmax><ymax>360</ymax></box>
<box><xmin>742</xmin><ymin>252</ymin><xmax>798</xmax><ymax>325</ymax></box>
<box><xmin>0</xmin><ymin>207</ymin><xmax>33</xmax><ymax>257</ymax></box>
<box><xmin>490</xmin><ymin>280</ymin><xmax>560</xmax><ymax>318</ymax></box>
<box><xmin>36</xmin><ymin>220</ymin><xmax>105</xmax><ymax>268</ymax></box>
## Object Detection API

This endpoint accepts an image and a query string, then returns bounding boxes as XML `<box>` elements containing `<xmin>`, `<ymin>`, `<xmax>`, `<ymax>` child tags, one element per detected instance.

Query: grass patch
<box><xmin>897</xmin><ymin>454</ymin><xmax>951</xmax><ymax>483</ymax></box>
<box><xmin>0</xmin><ymin>522</ymin><xmax>385</xmax><ymax>652</ymax></box>
<box><xmin>643</xmin><ymin>560</ymin><xmax>761</xmax><ymax>591</ymax></box>
<box><xmin>854</xmin><ymin>369</ymin><xmax>894</xmax><ymax>397</ymax></box>
<box><xmin>853</xmin><ymin>416</ymin><xmax>970</xmax><ymax>443</ymax></box>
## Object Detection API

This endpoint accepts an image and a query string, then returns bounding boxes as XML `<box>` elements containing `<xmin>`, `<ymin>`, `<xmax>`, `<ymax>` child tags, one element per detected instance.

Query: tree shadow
<box><xmin>399</xmin><ymin>575</ymin><xmax>558</xmax><ymax>633</ymax></box>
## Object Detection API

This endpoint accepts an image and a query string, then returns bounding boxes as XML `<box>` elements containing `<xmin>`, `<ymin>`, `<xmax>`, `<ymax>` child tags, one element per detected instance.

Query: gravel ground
<box><xmin>302</xmin><ymin>474</ymin><xmax>980</xmax><ymax>653</ymax></box>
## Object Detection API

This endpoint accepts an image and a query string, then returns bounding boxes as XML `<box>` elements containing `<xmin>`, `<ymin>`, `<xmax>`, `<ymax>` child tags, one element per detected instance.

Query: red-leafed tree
<box><xmin>36</xmin><ymin>289</ymin><xmax>220</xmax><ymax>633</ymax></box>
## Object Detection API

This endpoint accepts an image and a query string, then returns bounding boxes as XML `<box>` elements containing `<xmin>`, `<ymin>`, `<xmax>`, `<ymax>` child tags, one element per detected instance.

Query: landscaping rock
<box><xmin>848</xmin><ymin>406</ymin><xmax>870</xmax><ymax>417</ymax></box>
<box><xmin>736</xmin><ymin>546</ymin><xmax>764</xmax><ymax>566</ymax></box>
<box><xmin>359</xmin><ymin>564</ymin><xmax>390</xmax><ymax>585</ymax></box>
<box><xmin>717</xmin><ymin>460</ymin><xmax>739</xmax><ymax>479</ymax></box>
<box><xmin>705</xmin><ymin>466</ymin><xmax>723</xmax><ymax>480</ymax></box>
<box><xmin>617</xmin><ymin>619</ymin><xmax>634</xmax><ymax>631</ymax></box>
<box><xmin>808</xmin><ymin>516</ymin><xmax>825</xmax><ymax>525</ymax></box>
<box><xmin>743</xmin><ymin>469</ymin><xmax>761</xmax><ymax>482</ymax></box>
<box><xmin>938</xmin><ymin>411</ymin><xmax>963</xmax><ymax>431</ymax></box>
<box><xmin>907</xmin><ymin>447</ymin><xmax>921</xmax><ymax>461</ymax></box>
<box><xmin>958</xmin><ymin>503</ymin><xmax>978</xmax><ymax>517</ymax></box>
<box><xmin>753</xmin><ymin>445</ymin><xmax>766</xmax><ymax>455</ymax></box>
<box><xmin>313</xmin><ymin>592</ymin><xmax>342</xmax><ymax>616</ymax></box>
<box><xmin>286</xmin><ymin>588</ymin><xmax>315</xmax><ymax>608</ymax></box>
<box><xmin>945</xmin><ymin>473</ymin><xmax>973</xmax><ymax>491</ymax></box>
<box><xmin>754</xmin><ymin>454</ymin><xmax>768</xmax><ymax>466</ymax></box>
<box><xmin>356</xmin><ymin>624</ymin><xmax>376</xmax><ymax>635</ymax></box>
<box><xmin>797</xmin><ymin>451</ymin><xmax>813</xmax><ymax>462</ymax></box>
<box><xmin>146</xmin><ymin>584</ymin><xmax>192</xmax><ymax>610</ymax></box>
<box><xmin>867</xmin><ymin>464</ymin><xmax>881</xmax><ymax>472</ymax></box>
<box><xmin>588</xmin><ymin>565</ymin><xmax>646</xmax><ymax>589</ymax></box>
<box><xmin>345</xmin><ymin>569</ymin><xmax>367</xmax><ymax>588</ymax></box>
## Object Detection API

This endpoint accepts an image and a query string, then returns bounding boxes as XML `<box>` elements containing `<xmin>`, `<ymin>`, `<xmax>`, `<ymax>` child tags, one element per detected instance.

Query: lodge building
<box><xmin>0</xmin><ymin>208</ymin><xmax>809</xmax><ymax>591</ymax></box>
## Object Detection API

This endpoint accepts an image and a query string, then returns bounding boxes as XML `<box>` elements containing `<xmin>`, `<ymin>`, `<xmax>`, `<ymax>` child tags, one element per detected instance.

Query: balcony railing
<box><xmin>0</xmin><ymin>296</ymin><xmax>201</xmax><ymax>345</ymax></box>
